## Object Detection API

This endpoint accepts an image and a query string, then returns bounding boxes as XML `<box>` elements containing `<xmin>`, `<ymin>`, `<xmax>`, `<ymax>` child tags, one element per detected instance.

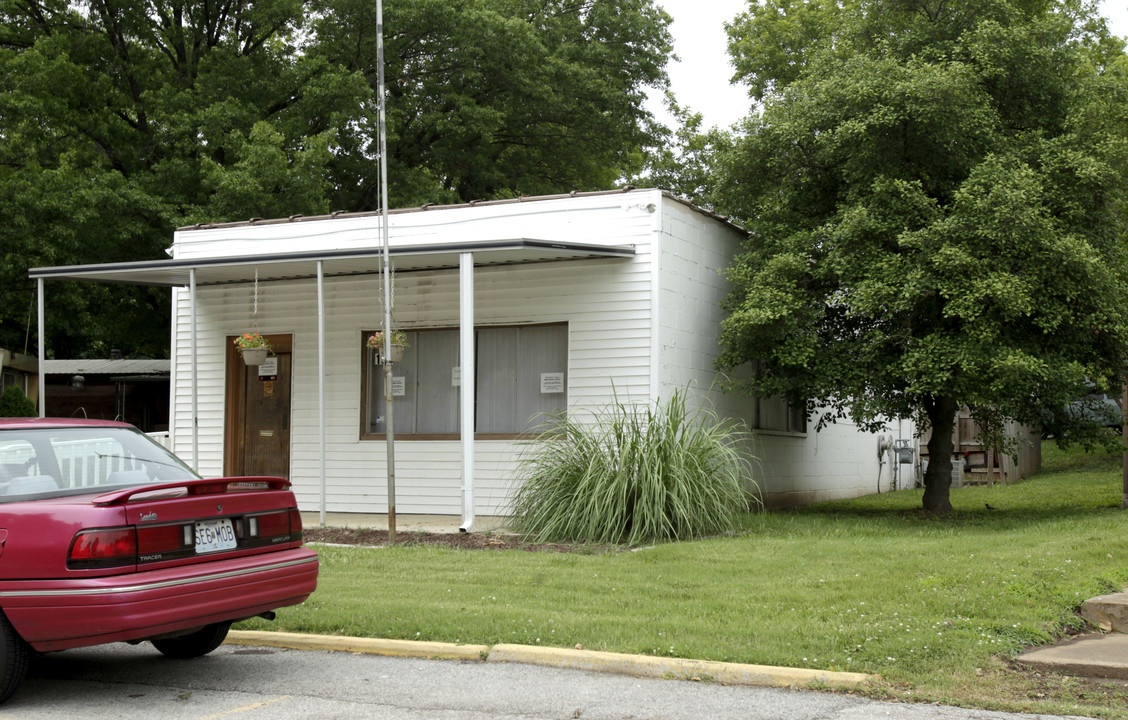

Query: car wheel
<box><xmin>0</xmin><ymin>614</ymin><xmax>30</xmax><ymax>704</ymax></box>
<box><xmin>151</xmin><ymin>622</ymin><xmax>231</xmax><ymax>659</ymax></box>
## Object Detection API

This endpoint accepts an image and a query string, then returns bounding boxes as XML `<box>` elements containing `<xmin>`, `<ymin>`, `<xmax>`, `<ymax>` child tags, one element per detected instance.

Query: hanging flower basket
<box><xmin>367</xmin><ymin>330</ymin><xmax>408</xmax><ymax>366</ymax></box>
<box><xmin>373</xmin><ymin>343</ymin><xmax>406</xmax><ymax>366</ymax></box>
<box><xmin>240</xmin><ymin>348</ymin><xmax>269</xmax><ymax>366</ymax></box>
<box><xmin>234</xmin><ymin>333</ymin><xmax>272</xmax><ymax>366</ymax></box>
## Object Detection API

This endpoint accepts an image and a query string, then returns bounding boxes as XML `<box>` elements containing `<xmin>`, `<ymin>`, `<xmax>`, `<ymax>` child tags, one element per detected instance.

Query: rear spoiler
<box><xmin>92</xmin><ymin>476</ymin><xmax>291</xmax><ymax>506</ymax></box>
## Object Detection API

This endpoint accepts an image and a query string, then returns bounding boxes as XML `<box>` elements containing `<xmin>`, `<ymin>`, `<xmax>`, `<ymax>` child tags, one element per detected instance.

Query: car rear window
<box><xmin>0</xmin><ymin>427</ymin><xmax>199</xmax><ymax>500</ymax></box>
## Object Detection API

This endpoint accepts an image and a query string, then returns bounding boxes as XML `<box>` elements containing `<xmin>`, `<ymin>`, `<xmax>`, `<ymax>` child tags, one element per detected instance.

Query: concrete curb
<box><xmin>227</xmin><ymin>630</ymin><xmax>489</xmax><ymax>661</ymax></box>
<box><xmin>487</xmin><ymin>643</ymin><xmax>876</xmax><ymax>689</ymax></box>
<box><xmin>226</xmin><ymin>631</ymin><xmax>878</xmax><ymax>690</ymax></box>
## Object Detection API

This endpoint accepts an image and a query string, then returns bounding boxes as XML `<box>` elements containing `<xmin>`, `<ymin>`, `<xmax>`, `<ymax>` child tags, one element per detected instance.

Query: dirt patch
<box><xmin>302</xmin><ymin>526</ymin><xmax>612</xmax><ymax>554</ymax></box>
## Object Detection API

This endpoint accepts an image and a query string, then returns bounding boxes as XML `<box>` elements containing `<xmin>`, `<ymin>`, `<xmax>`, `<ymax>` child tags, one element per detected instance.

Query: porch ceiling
<box><xmin>28</xmin><ymin>239</ymin><xmax>635</xmax><ymax>288</ymax></box>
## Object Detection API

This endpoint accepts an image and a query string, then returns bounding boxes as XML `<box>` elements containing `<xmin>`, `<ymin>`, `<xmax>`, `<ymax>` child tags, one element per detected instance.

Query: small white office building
<box><xmin>31</xmin><ymin>188</ymin><xmax>915</xmax><ymax>526</ymax></box>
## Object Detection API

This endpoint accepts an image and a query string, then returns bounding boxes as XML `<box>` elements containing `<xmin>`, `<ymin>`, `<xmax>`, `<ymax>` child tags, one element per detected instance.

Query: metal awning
<box><xmin>28</xmin><ymin>239</ymin><xmax>635</xmax><ymax>287</ymax></box>
<box><xmin>30</xmin><ymin>234</ymin><xmax>635</xmax><ymax>531</ymax></box>
<box><xmin>43</xmin><ymin>359</ymin><xmax>170</xmax><ymax>375</ymax></box>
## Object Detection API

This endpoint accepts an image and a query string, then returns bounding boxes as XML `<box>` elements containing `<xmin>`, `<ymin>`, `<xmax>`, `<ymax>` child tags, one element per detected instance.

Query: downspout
<box><xmin>459</xmin><ymin>252</ymin><xmax>475</xmax><ymax>532</ymax></box>
<box><xmin>317</xmin><ymin>261</ymin><xmax>327</xmax><ymax>527</ymax></box>
<box><xmin>649</xmin><ymin>190</ymin><xmax>663</xmax><ymax>404</ymax></box>
<box><xmin>190</xmin><ymin>268</ymin><xmax>199</xmax><ymax>469</ymax></box>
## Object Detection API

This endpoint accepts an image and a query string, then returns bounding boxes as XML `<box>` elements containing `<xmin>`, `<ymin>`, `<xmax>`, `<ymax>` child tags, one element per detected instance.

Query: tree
<box><xmin>0</xmin><ymin>1</ymin><xmax>673</xmax><ymax>357</ymax></box>
<box><xmin>0</xmin><ymin>0</ymin><xmax>362</xmax><ymax>357</ymax></box>
<box><xmin>630</xmin><ymin>93</ymin><xmax>734</xmax><ymax>209</ymax></box>
<box><xmin>715</xmin><ymin>0</ymin><xmax>1128</xmax><ymax>512</ymax></box>
<box><xmin>311</xmin><ymin>0</ymin><xmax>674</xmax><ymax>208</ymax></box>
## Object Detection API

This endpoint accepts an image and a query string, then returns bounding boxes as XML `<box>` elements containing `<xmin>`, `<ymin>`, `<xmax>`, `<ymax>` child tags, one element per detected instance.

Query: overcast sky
<box><xmin>648</xmin><ymin>0</ymin><xmax>1128</xmax><ymax>129</ymax></box>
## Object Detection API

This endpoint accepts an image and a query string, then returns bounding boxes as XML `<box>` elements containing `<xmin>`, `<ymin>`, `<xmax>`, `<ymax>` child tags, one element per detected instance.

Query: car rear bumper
<box><xmin>0</xmin><ymin>547</ymin><xmax>318</xmax><ymax>651</ymax></box>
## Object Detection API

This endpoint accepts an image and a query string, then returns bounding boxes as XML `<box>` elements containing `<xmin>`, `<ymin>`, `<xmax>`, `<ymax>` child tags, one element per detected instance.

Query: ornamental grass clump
<box><xmin>508</xmin><ymin>389</ymin><xmax>757</xmax><ymax>545</ymax></box>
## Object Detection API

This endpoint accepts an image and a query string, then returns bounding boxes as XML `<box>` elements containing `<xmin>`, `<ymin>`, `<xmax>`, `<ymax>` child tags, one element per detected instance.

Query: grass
<box><xmin>241</xmin><ymin>444</ymin><xmax>1128</xmax><ymax>716</ymax></box>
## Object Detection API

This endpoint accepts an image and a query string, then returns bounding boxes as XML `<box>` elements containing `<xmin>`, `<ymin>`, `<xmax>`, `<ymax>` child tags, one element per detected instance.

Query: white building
<box><xmin>31</xmin><ymin>188</ymin><xmax>915</xmax><ymax>527</ymax></box>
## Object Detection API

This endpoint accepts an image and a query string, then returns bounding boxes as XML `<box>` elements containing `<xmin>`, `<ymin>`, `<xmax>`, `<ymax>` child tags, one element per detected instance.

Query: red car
<box><xmin>0</xmin><ymin>418</ymin><xmax>318</xmax><ymax>702</ymax></box>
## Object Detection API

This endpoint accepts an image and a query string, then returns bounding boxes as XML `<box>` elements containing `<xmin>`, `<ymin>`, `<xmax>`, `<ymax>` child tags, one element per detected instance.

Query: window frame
<box><xmin>359</xmin><ymin>322</ymin><xmax>568</xmax><ymax>441</ymax></box>
<box><xmin>747</xmin><ymin>361</ymin><xmax>808</xmax><ymax>435</ymax></box>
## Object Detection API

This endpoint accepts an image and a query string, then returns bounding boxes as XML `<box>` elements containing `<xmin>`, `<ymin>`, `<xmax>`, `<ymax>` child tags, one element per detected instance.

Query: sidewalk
<box><xmin>1017</xmin><ymin>591</ymin><xmax>1128</xmax><ymax>681</ymax></box>
<box><xmin>1017</xmin><ymin>633</ymin><xmax>1128</xmax><ymax>681</ymax></box>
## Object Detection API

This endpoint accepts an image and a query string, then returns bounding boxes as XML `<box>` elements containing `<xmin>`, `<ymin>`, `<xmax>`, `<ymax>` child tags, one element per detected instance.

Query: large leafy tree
<box><xmin>632</xmin><ymin>93</ymin><xmax>734</xmax><ymax>209</ymax></box>
<box><xmin>715</xmin><ymin>0</ymin><xmax>1128</xmax><ymax>512</ymax></box>
<box><xmin>0</xmin><ymin>0</ymin><xmax>360</xmax><ymax>357</ymax></box>
<box><xmin>313</xmin><ymin>0</ymin><xmax>673</xmax><ymax>207</ymax></box>
<box><xmin>0</xmin><ymin>0</ymin><xmax>672</xmax><ymax>357</ymax></box>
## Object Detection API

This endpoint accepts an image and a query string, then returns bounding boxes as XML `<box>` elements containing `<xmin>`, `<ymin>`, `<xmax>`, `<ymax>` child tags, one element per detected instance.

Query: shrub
<box><xmin>0</xmin><ymin>385</ymin><xmax>36</xmax><ymax>417</ymax></box>
<box><xmin>508</xmin><ymin>389</ymin><xmax>757</xmax><ymax>545</ymax></box>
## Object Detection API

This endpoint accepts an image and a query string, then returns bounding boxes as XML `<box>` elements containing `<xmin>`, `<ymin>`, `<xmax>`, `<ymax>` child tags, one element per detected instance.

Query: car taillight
<box><xmin>246</xmin><ymin>509</ymin><xmax>302</xmax><ymax>544</ymax></box>
<box><xmin>137</xmin><ymin>524</ymin><xmax>193</xmax><ymax>555</ymax></box>
<box><xmin>68</xmin><ymin>528</ymin><xmax>138</xmax><ymax>569</ymax></box>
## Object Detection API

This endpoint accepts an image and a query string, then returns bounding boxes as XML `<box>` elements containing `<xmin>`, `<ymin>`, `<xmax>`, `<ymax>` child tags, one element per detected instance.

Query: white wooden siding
<box><xmin>653</xmin><ymin>200</ymin><xmax>915</xmax><ymax>507</ymax></box>
<box><xmin>169</xmin><ymin>189</ymin><xmax>915</xmax><ymax>516</ymax></box>
<box><xmin>170</xmin><ymin>191</ymin><xmax>661</xmax><ymax>515</ymax></box>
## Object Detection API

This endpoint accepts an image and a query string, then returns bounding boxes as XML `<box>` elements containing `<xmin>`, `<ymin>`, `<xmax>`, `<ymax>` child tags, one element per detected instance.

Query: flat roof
<box><xmin>43</xmin><ymin>359</ymin><xmax>170</xmax><ymax>376</ymax></box>
<box><xmin>173</xmin><ymin>187</ymin><xmax>742</xmax><ymax>233</ymax></box>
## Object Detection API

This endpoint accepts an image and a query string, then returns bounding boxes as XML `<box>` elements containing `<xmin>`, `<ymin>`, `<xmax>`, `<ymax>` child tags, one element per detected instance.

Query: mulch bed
<box><xmin>302</xmin><ymin>526</ymin><xmax>611</xmax><ymax>554</ymax></box>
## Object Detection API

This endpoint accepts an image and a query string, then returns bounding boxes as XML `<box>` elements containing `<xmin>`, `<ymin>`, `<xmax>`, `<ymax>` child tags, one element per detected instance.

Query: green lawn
<box><xmin>242</xmin><ymin>446</ymin><xmax>1128</xmax><ymax>716</ymax></box>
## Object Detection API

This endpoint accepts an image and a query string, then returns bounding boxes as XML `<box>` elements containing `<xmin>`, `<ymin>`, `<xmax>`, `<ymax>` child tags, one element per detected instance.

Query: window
<box><xmin>1</xmin><ymin>370</ymin><xmax>24</xmax><ymax>394</ymax></box>
<box><xmin>747</xmin><ymin>361</ymin><xmax>807</xmax><ymax>434</ymax></box>
<box><xmin>362</xmin><ymin>324</ymin><xmax>568</xmax><ymax>438</ymax></box>
<box><xmin>751</xmin><ymin>394</ymin><xmax>807</xmax><ymax>433</ymax></box>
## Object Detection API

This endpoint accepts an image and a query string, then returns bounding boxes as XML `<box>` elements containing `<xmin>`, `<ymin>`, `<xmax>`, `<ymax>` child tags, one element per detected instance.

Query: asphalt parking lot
<box><xmin>0</xmin><ymin>640</ymin><xmax>1086</xmax><ymax>720</ymax></box>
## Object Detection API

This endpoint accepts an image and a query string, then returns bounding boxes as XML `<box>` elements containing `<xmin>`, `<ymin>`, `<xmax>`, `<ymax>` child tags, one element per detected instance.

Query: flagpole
<box><xmin>376</xmin><ymin>0</ymin><xmax>396</xmax><ymax>543</ymax></box>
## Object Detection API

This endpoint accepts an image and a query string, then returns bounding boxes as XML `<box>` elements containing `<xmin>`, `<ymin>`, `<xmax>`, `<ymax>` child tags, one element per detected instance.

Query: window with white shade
<box><xmin>362</xmin><ymin>323</ymin><xmax>567</xmax><ymax>438</ymax></box>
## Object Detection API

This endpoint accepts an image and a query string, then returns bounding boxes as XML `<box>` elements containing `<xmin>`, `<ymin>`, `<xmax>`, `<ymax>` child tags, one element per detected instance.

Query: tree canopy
<box><xmin>715</xmin><ymin>0</ymin><xmax>1128</xmax><ymax>511</ymax></box>
<box><xmin>0</xmin><ymin>0</ymin><xmax>672</xmax><ymax>357</ymax></box>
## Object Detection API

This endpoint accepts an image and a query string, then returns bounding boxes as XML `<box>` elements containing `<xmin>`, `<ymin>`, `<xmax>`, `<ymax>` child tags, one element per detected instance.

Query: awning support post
<box><xmin>36</xmin><ymin>278</ymin><xmax>44</xmax><ymax>417</ymax></box>
<box><xmin>459</xmin><ymin>252</ymin><xmax>475</xmax><ymax>532</ymax></box>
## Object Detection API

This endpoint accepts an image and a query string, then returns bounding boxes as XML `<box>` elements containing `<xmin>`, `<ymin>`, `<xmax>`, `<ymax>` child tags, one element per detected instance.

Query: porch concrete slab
<box><xmin>300</xmin><ymin>512</ymin><xmax>509</xmax><ymax>534</ymax></box>
<box><xmin>1016</xmin><ymin>633</ymin><xmax>1128</xmax><ymax>680</ymax></box>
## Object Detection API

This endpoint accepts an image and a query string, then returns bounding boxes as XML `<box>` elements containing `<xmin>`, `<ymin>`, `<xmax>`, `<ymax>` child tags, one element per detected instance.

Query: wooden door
<box><xmin>225</xmin><ymin>334</ymin><xmax>291</xmax><ymax>478</ymax></box>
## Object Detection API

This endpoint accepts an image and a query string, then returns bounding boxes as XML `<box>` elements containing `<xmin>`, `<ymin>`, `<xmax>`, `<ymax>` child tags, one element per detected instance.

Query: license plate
<box><xmin>195</xmin><ymin>518</ymin><xmax>237</xmax><ymax>553</ymax></box>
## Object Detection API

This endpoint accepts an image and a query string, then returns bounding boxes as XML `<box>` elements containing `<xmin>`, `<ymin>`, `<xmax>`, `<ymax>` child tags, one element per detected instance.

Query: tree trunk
<box><xmin>922</xmin><ymin>395</ymin><xmax>959</xmax><ymax>513</ymax></box>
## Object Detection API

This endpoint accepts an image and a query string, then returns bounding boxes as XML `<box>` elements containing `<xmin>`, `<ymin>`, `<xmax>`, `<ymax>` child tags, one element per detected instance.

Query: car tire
<box><xmin>0</xmin><ymin>613</ymin><xmax>30</xmax><ymax>704</ymax></box>
<box><xmin>151</xmin><ymin>622</ymin><xmax>231</xmax><ymax>659</ymax></box>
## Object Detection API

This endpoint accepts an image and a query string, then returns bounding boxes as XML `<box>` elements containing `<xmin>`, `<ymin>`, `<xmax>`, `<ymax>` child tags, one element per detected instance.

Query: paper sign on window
<box><xmin>540</xmin><ymin>372</ymin><xmax>565</xmax><ymax>394</ymax></box>
<box><xmin>451</xmin><ymin>366</ymin><xmax>461</xmax><ymax>387</ymax></box>
<box><xmin>391</xmin><ymin>376</ymin><xmax>406</xmax><ymax>397</ymax></box>
<box><xmin>258</xmin><ymin>356</ymin><xmax>278</xmax><ymax>381</ymax></box>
